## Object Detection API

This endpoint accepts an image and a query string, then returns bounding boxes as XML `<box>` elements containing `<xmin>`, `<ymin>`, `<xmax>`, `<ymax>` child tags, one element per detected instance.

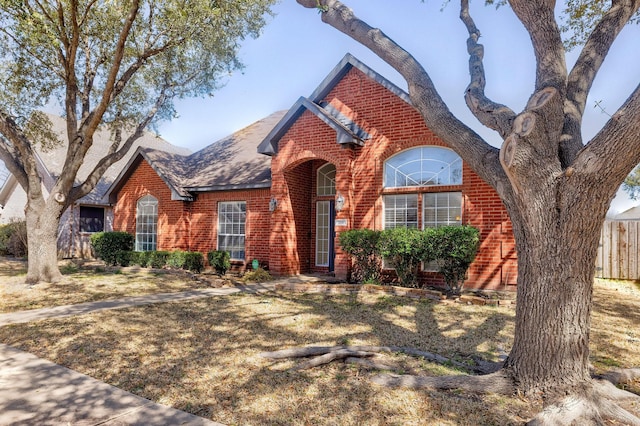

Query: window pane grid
<box><xmin>384</xmin><ymin>194</ymin><xmax>418</xmax><ymax>229</ymax></box>
<box><xmin>218</xmin><ymin>201</ymin><xmax>246</xmax><ymax>260</ymax></box>
<box><xmin>135</xmin><ymin>195</ymin><xmax>158</xmax><ymax>251</ymax></box>
<box><xmin>317</xmin><ymin>163</ymin><xmax>337</xmax><ymax>196</ymax></box>
<box><xmin>384</xmin><ymin>147</ymin><xmax>462</xmax><ymax>188</ymax></box>
<box><xmin>423</xmin><ymin>192</ymin><xmax>462</xmax><ymax>228</ymax></box>
<box><xmin>316</xmin><ymin>201</ymin><xmax>330</xmax><ymax>266</ymax></box>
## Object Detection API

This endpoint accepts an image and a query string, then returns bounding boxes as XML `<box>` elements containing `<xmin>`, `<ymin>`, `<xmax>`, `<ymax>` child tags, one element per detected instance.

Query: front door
<box><xmin>316</xmin><ymin>200</ymin><xmax>335</xmax><ymax>272</ymax></box>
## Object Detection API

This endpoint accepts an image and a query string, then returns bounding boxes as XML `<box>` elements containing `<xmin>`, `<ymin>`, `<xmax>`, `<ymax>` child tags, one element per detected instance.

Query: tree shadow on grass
<box><xmin>0</xmin><ymin>291</ymin><xmax>531</xmax><ymax>425</ymax></box>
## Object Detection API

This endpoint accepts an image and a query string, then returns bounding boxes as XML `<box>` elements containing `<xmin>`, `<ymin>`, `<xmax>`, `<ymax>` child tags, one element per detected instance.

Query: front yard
<box><xmin>0</xmin><ymin>257</ymin><xmax>638</xmax><ymax>425</ymax></box>
<box><xmin>0</xmin><ymin>258</ymin><xmax>217</xmax><ymax>313</ymax></box>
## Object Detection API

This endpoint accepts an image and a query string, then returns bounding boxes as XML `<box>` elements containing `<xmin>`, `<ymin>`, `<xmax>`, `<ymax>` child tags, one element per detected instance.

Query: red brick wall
<box><xmin>187</xmin><ymin>188</ymin><xmax>271</xmax><ymax>267</ymax></box>
<box><xmin>113</xmin><ymin>160</ymin><xmax>190</xmax><ymax>251</ymax></box>
<box><xmin>113</xmin><ymin>158</ymin><xmax>271</xmax><ymax>268</ymax></box>
<box><xmin>269</xmin><ymin>66</ymin><xmax>517</xmax><ymax>290</ymax></box>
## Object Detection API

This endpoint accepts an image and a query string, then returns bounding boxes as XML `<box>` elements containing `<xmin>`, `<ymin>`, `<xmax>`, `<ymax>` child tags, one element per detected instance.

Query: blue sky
<box><xmin>156</xmin><ymin>1</ymin><xmax>639</xmax><ymax>213</ymax></box>
<box><xmin>159</xmin><ymin>1</ymin><xmax>638</xmax><ymax>150</ymax></box>
<box><xmin>1</xmin><ymin>1</ymin><xmax>637</xmax><ymax>212</ymax></box>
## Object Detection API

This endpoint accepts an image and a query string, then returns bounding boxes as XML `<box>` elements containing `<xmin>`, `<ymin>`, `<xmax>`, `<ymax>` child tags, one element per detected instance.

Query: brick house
<box><xmin>0</xmin><ymin>113</ymin><xmax>190</xmax><ymax>258</ymax></box>
<box><xmin>107</xmin><ymin>54</ymin><xmax>517</xmax><ymax>290</ymax></box>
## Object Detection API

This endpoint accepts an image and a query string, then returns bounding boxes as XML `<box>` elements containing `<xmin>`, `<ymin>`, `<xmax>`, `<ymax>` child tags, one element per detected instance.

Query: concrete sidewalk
<box><xmin>0</xmin><ymin>280</ymin><xmax>282</xmax><ymax>425</ymax></box>
<box><xmin>0</xmin><ymin>343</ymin><xmax>222</xmax><ymax>425</ymax></box>
<box><xmin>0</xmin><ymin>281</ymin><xmax>277</xmax><ymax>326</ymax></box>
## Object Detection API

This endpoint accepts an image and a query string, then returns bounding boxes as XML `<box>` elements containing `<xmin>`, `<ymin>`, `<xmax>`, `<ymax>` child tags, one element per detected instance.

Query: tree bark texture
<box><xmin>24</xmin><ymin>197</ymin><xmax>65</xmax><ymax>284</ymax></box>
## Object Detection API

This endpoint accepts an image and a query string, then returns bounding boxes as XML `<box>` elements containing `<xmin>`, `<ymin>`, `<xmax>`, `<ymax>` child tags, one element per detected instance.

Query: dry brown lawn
<box><xmin>0</xmin><ymin>258</ymin><xmax>638</xmax><ymax>425</ymax></box>
<box><xmin>0</xmin><ymin>257</ymin><xmax>215</xmax><ymax>313</ymax></box>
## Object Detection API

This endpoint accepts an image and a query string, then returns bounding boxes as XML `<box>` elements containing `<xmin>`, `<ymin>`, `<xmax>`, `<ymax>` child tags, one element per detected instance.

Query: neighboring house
<box><xmin>107</xmin><ymin>54</ymin><xmax>517</xmax><ymax>290</ymax></box>
<box><xmin>612</xmin><ymin>206</ymin><xmax>640</xmax><ymax>220</ymax></box>
<box><xmin>0</xmin><ymin>114</ymin><xmax>190</xmax><ymax>257</ymax></box>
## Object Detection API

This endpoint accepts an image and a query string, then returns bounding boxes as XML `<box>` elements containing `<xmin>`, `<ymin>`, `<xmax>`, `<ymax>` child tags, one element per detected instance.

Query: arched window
<box><xmin>135</xmin><ymin>194</ymin><xmax>158</xmax><ymax>251</ymax></box>
<box><xmin>317</xmin><ymin>163</ymin><xmax>336</xmax><ymax>196</ymax></box>
<box><xmin>384</xmin><ymin>146</ymin><xmax>462</xmax><ymax>188</ymax></box>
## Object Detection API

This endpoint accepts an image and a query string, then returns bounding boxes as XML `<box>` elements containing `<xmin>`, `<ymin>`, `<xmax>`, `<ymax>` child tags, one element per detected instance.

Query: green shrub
<box><xmin>90</xmin><ymin>232</ymin><xmax>134</xmax><ymax>265</ymax></box>
<box><xmin>149</xmin><ymin>251</ymin><xmax>170</xmax><ymax>269</ymax></box>
<box><xmin>339</xmin><ymin>228</ymin><xmax>381</xmax><ymax>284</ymax></box>
<box><xmin>379</xmin><ymin>227</ymin><xmax>430</xmax><ymax>288</ymax></box>
<box><xmin>0</xmin><ymin>220</ymin><xmax>27</xmax><ymax>257</ymax></box>
<box><xmin>165</xmin><ymin>250</ymin><xmax>204</xmax><ymax>272</ymax></box>
<box><xmin>167</xmin><ymin>250</ymin><xmax>188</xmax><ymax>269</ymax></box>
<box><xmin>428</xmin><ymin>226</ymin><xmax>480</xmax><ymax>295</ymax></box>
<box><xmin>116</xmin><ymin>250</ymin><xmax>133</xmax><ymax>267</ymax></box>
<box><xmin>184</xmin><ymin>252</ymin><xmax>204</xmax><ymax>273</ymax></box>
<box><xmin>129</xmin><ymin>251</ymin><xmax>151</xmax><ymax>267</ymax></box>
<box><xmin>208</xmin><ymin>250</ymin><xmax>231</xmax><ymax>275</ymax></box>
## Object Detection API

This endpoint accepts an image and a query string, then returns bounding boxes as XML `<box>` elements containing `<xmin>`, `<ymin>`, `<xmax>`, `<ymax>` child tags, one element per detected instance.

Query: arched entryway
<box><xmin>272</xmin><ymin>159</ymin><xmax>339</xmax><ymax>275</ymax></box>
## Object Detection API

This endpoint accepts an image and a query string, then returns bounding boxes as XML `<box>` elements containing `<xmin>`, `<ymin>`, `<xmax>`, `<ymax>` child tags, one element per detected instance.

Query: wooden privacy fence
<box><xmin>596</xmin><ymin>220</ymin><xmax>640</xmax><ymax>280</ymax></box>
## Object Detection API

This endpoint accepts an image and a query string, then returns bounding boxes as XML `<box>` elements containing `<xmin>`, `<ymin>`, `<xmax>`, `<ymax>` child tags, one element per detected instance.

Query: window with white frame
<box><xmin>218</xmin><ymin>201</ymin><xmax>246</xmax><ymax>260</ymax></box>
<box><xmin>135</xmin><ymin>195</ymin><xmax>158</xmax><ymax>251</ymax></box>
<box><xmin>423</xmin><ymin>192</ymin><xmax>463</xmax><ymax>228</ymax></box>
<box><xmin>317</xmin><ymin>163</ymin><xmax>336</xmax><ymax>196</ymax></box>
<box><xmin>384</xmin><ymin>146</ymin><xmax>462</xmax><ymax>188</ymax></box>
<box><xmin>384</xmin><ymin>194</ymin><xmax>419</xmax><ymax>229</ymax></box>
<box><xmin>382</xmin><ymin>147</ymin><xmax>464</xmax><ymax>271</ymax></box>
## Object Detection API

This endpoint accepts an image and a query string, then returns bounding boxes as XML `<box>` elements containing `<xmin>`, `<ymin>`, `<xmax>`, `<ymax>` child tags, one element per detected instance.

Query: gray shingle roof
<box><xmin>33</xmin><ymin>114</ymin><xmax>191</xmax><ymax>204</ymax></box>
<box><xmin>183</xmin><ymin>110</ymin><xmax>285</xmax><ymax>191</ymax></box>
<box><xmin>107</xmin><ymin>110</ymin><xmax>286</xmax><ymax>201</ymax></box>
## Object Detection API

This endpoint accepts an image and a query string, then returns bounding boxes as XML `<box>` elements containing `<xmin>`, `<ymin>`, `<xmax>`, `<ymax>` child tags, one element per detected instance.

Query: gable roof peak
<box><xmin>309</xmin><ymin>53</ymin><xmax>411</xmax><ymax>105</ymax></box>
<box><xmin>258</xmin><ymin>53</ymin><xmax>410</xmax><ymax>156</ymax></box>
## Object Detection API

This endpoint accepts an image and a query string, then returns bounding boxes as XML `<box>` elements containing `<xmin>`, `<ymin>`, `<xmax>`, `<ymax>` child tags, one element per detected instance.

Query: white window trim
<box><xmin>384</xmin><ymin>146</ymin><xmax>463</xmax><ymax>188</ymax></box>
<box><xmin>217</xmin><ymin>201</ymin><xmax>246</xmax><ymax>261</ymax></box>
<box><xmin>317</xmin><ymin>163</ymin><xmax>337</xmax><ymax>196</ymax></box>
<box><xmin>135</xmin><ymin>195</ymin><xmax>158</xmax><ymax>252</ymax></box>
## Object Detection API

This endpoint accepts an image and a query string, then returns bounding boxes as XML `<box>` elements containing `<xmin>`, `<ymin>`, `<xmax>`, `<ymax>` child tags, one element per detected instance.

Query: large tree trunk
<box><xmin>506</xmin><ymin>228</ymin><xmax>595</xmax><ymax>396</ymax></box>
<box><xmin>24</xmin><ymin>197</ymin><xmax>64</xmax><ymax>284</ymax></box>
<box><xmin>504</xmin><ymin>167</ymin><xmax>609</xmax><ymax>399</ymax></box>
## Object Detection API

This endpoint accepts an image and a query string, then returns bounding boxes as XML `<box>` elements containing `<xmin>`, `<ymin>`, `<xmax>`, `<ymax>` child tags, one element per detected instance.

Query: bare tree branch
<box><xmin>56</xmin><ymin>0</ymin><xmax>141</xmax><ymax>194</ymax></box>
<box><xmin>508</xmin><ymin>0</ymin><xmax>567</xmax><ymax>91</ymax></box>
<box><xmin>561</xmin><ymin>0</ymin><xmax>640</xmax><ymax>166</ymax></box>
<box><xmin>85</xmin><ymin>0</ymin><xmax>141</xmax><ymax>135</ymax></box>
<box><xmin>460</xmin><ymin>0</ymin><xmax>515</xmax><ymax>139</ymax></box>
<box><xmin>575</xmin><ymin>82</ymin><xmax>640</xmax><ymax>186</ymax></box>
<box><xmin>297</xmin><ymin>0</ymin><xmax>508</xmax><ymax>193</ymax></box>
<box><xmin>0</xmin><ymin>137</ymin><xmax>28</xmax><ymax>190</ymax></box>
<box><xmin>0</xmin><ymin>111</ymin><xmax>44</xmax><ymax>194</ymax></box>
<box><xmin>68</xmin><ymin>88</ymin><xmax>167</xmax><ymax>202</ymax></box>
<box><xmin>78</xmin><ymin>0</ymin><xmax>99</xmax><ymax>27</ymax></box>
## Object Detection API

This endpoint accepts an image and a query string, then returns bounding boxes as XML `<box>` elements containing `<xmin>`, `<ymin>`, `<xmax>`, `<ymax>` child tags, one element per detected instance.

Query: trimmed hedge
<box><xmin>90</xmin><ymin>232</ymin><xmax>134</xmax><ymax>265</ymax></box>
<box><xmin>167</xmin><ymin>250</ymin><xmax>188</xmax><ymax>269</ymax></box>
<box><xmin>117</xmin><ymin>250</ymin><xmax>204</xmax><ymax>272</ymax></box>
<box><xmin>339</xmin><ymin>228</ymin><xmax>381</xmax><ymax>284</ymax></box>
<box><xmin>167</xmin><ymin>250</ymin><xmax>204</xmax><ymax>273</ymax></box>
<box><xmin>0</xmin><ymin>220</ymin><xmax>27</xmax><ymax>257</ymax></box>
<box><xmin>149</xmin><ymin>251</ymin><xmax>170</xmax><ymax>269</ymax></box>
<box><xmin>129</xmin><ymin>251</ymin><xmax>151</xmax><ymax>267</ymax></box>
<box><xmin>339</xmin><ymin>226</ymin><xmax>480</xmax><ymax>294</ymax></box>
<box><xmin>428</xmin><ymin>226</ymin><xmax>480</xmax><ymax>295</ymax></box>
<box><xmin>208</xmin><ymin>250</ymin><xmax>230</xmax><ymax>275</ymax></box>
<box><xmin>378</xmin><ymin>227</ymin><xmax>429</xmax><ymax>289</ymax></box>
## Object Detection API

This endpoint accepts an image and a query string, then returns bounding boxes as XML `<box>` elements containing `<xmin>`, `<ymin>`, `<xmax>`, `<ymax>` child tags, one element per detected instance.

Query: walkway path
<box><xmin>0</xmin><ymin>281</ymin><xmax>277</xmax><ymax>326</ymax></box>
<box><xmin>0</xmin><ymin>280</ymin><xmax>282</xmax><ymax>425</ymax></box>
